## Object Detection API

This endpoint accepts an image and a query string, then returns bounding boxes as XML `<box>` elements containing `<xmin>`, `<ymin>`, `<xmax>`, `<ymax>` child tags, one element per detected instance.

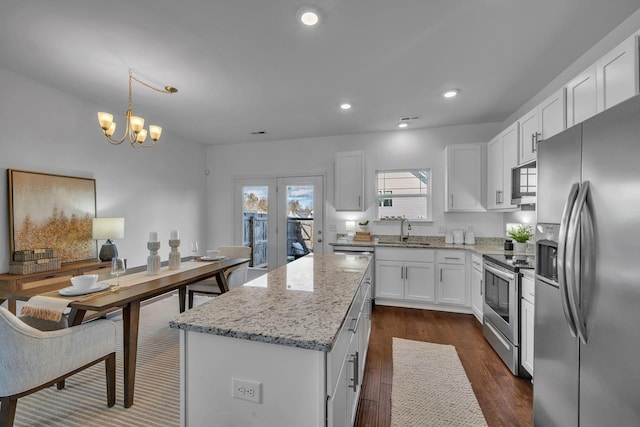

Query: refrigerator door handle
<box><xmin>567</xmin><ymin>181</ymin><xmax>592</xmax><ymax>344</ymax></box>
<box><xmin>558</xmin><ymin>182</ymin><xmax>580</xmax><ymax>337</ymax></box>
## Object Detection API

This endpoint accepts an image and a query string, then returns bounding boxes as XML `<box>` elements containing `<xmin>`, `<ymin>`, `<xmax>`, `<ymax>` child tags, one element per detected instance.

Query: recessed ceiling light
<box><xmin>443</xmin><ymin>89</ymin><xmax>459</xmax><ymax>98</ymax></box>
<box><xmin>398</xmin><ymin>122</ymin><xmax>408</xmax><ymax>128</ymax></box>
<box><xmin>297</xmin><ymin>7</ymin><xmax>321</xmax><ymax>26</ymax></box>
<box><xmin>340</xmin><ymin>103</ymin><xmax>352</xmax><ymax>110</ymax></box>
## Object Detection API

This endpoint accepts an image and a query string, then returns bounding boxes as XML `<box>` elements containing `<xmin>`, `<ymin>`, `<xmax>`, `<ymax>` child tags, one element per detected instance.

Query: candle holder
<box><xmin>147</xmin><ymin>241</ymin><xmax>161</xmax><ymax>275</ymax></box>
<box><xmin>168</xmin><ymin>239</ymin><xmax>181</xmax><ymax>270</ymax></box>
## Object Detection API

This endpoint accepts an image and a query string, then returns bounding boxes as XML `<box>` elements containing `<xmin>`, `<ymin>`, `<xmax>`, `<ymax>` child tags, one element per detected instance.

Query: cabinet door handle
<box><xmin>450</xmin><ymin>194</ymin><xmax>454</xmax><ymax>208</ymax></box>
<box><xmin>358</xmin><ymin>195</ymin><xmax>361</xmax><ymax>208</ymax></box>
<box><xmin>348</xmin><ymin>316</ymin><xmax>359</xmax><ymax>333</ymax></box>
<box><xmin>405</xmin><ymin>266</ymin><xmax>408</xmax><ymax>279</ymax></box>
<box><xmin>349</xmin><ymin>351</ymin><xmax>359</xmax><ymax>391</ymax></box>
<box><xmin>480</xmin><ymin>279</ymin><xmax>483</xmax><ymax>295</ymax></box>
<box><xmin>400</xmin><ymin>266</ymin><xmax>404</xmax><ymax>279</ymax></box>
<box><xmin>531</xmin><ymin>133</ymin><xmax>540</xmax><ymax>153</ymax></box>
<box><xmin>495</xmin><ymin>190</ymin><xmax>499</xmax><ymax>205</ymax></box>
<box><xmin>440</xmin><ymin>268</ymin><xmax>443</xmax><ymax>282</ymax></box>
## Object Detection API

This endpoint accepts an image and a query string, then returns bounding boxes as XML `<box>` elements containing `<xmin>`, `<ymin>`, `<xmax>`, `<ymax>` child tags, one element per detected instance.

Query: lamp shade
<box><xmin>92</xmin><ymin>217</ymin><xmax>125</xmax><ymax>240</ymax></box>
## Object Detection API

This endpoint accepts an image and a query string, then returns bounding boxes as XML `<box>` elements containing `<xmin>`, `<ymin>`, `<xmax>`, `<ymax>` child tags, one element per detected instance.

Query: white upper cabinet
<box><xmin>568</xmin><ymin>34</ymin><xmax>639</xmax><ymax>128</ymax></box>
<box><xmin>539</xmin><ymin>87</ymin><xmax>567</xmax><ymax>140</ymax></box>
<box><xmin>518</xmin><ymin>108</ymin><xmax>538</xmax><ymax>165</ymax></box>
<box><xmin>487</xmin><ymin>123</ymin><xmax>518</xmax><ymax>211</ymax></box>
<box><xmin>596</xmin><ymin>34</ymin><xmax>639</xmax><ymax>112</ymax></box>
<box><xmin>567</xmin><ymin>66</ymin><xmax>597</xmax><ymax>127</ymax></box>
<box><xmin>518</xmin><ymin>87</ymin><xmax>566</xmax><ymax>165</ymax></box>
<box><xmin>334</xmin><ymin>151</ymin><xmax>364</xmax><ymax>211</ymax></box>
<box><xmin>443</xmin><ymin>144</ymin><xmax>485</xmax><ymax>212</ymax></box>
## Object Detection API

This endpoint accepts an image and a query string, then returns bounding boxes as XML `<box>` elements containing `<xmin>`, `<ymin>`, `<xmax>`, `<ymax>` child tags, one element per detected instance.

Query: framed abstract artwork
<box><xmin>8</xmin><ymin>169</ymin><xmax>97</xmax><ymax>263</ymax></box>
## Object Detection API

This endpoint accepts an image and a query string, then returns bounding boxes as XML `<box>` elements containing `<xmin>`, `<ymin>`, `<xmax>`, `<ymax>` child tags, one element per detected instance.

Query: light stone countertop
<box><xmin>169</xmin><ymin>253</ymin><xmax>372</xmax><ymax>352</ymax></box>
<box><xmin>330</xmin><ymin>235</ymin><xmax>535</xmax><ymax>257</ymax></box>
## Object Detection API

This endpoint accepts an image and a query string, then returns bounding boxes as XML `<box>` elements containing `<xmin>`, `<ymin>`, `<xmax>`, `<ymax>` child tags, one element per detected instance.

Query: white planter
<box><xmin>513</xmin><ymin>242</ymin><xmax>527</xmax><ymax>252</ymax></box>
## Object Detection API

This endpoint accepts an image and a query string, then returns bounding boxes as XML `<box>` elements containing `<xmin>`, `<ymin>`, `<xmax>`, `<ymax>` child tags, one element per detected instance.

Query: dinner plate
<box><xmin>58</xmin><ymin>281</ymin><xmax>111</xmax><ymax>296</ymax></box>
<box><xmin>199</xmin><ymin>256</ymin><xmax>226</xmax><ymax>262</ymax></box>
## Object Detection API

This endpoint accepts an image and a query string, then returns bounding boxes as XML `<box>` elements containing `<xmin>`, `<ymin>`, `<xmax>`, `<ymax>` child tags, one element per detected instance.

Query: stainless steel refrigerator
<box><xmin>534</xmin><ymin>94</ymin><xmax>640</xmax><ymax>426</ymax></box>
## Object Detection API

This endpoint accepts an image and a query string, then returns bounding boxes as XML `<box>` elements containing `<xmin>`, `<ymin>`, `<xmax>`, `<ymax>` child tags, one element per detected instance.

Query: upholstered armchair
<box><xmin>188</xmin><ymin>246</ymin><xmax>251</xmax><ymax>308</ymax></box>
<box><xmin>0</xmin><ymin>307</ymin><xmax>117</xmax><ymax>426</ymax></box>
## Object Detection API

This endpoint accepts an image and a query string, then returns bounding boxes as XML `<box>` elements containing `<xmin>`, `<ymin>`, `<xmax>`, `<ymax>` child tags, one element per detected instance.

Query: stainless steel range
<box><xmin>482</xmin><ymin>253</ymin><xmax>534</xmax><ymax>377</ymax></box>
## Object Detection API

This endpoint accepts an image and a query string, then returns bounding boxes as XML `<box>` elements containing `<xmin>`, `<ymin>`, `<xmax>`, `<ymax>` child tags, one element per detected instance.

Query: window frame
<box><xmin>375</xmin><ymin>168</ymin><xmax>433</xmax><ymax>222</ymax></box>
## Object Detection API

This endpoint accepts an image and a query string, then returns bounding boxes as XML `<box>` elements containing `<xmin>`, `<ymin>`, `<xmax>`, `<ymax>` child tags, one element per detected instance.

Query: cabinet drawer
<box><xmin>436</xmin><ymin>250</ymin><xmax>465</xmax><ymax>264</ymax></box>
<box><xmin>521</xmin><ymin>275</ymin><xmax>535</xmax><ymax>304</ymax></box>
<box><xmin>16</xmin><ymin>274</ymin><xmax>73</xmax><ymax>290</ymax></box>
<box><xmin>375</xmin><ymin>247</ymin><xmax>434</xmax><ymax>263</ymax></box>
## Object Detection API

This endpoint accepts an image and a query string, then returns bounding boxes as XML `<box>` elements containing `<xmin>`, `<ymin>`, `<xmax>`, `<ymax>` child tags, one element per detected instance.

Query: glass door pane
<box><xmin>277</xmin><ymin>176</ymin><xmax>324</xmax><ymax>267</ymax></box>
<box><xmin>242</xmin><ymin>185</ymin><xmax>269</xmax><ymax>268</ymax></box>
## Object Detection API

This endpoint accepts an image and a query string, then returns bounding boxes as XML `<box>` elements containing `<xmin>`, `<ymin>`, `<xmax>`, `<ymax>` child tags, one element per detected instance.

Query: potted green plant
<box><xmin>508</xmin><ymin>225</ymin><xmax>533</xmax><ymax>252</ymax></box>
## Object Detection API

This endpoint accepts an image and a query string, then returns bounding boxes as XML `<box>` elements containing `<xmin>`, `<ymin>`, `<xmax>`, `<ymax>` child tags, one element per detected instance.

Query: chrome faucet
<box><xmin>400</xmin><ymin>217</ymin><xmax>412</xmax><ymax>241</ymax></box>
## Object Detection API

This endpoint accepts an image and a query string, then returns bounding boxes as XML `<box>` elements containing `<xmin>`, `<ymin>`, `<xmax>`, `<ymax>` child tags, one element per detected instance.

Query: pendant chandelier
<box><xmin>97</xmin><ymin>71</ymin><xmax>177</xmax><ymax>148</ymax></box>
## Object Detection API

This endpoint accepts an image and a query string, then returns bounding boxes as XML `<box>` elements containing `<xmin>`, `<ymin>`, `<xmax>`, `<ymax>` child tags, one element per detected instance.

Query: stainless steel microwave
<box><xmin>511</xmin><ymin>161</ymin><xmax>536</xmax><ymax>205</ymax></box>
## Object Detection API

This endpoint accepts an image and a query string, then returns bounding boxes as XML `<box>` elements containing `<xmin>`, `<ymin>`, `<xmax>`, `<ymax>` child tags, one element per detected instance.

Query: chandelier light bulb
<box><xmin>149</xmin><ymin>125</ymin><xmax>162</xmax><ymax>141</ymax></box>
<box><xmin>130</xmin><ymin>116</ymin><xmax>144</xmax><ymax>133</ymax></box>
<box><xmin>97</xmin><ymin>112</ymin><xmax>114</xmax><ymax>130</ymax></box>
<box><xmin>106</xmin><ymin>122</ymin><xmax>116</xmax><ymax>137</ymax></box>
<box><xmin>136</xmin><ymin>129</ymin><xmax>148</xmax><ymax>143</ymax></box>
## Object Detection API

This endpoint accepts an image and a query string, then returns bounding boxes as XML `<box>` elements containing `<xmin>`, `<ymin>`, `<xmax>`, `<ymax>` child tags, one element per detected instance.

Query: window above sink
<box><xmin>376</xmin><ymin>168</ymin><xmax>432</xmax><ymax>221</ymax></box>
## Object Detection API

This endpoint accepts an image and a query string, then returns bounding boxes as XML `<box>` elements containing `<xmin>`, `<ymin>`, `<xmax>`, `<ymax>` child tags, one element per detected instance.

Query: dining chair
<box><xmin>188</xmin><ymin>246</ymin><xmax>251</xmax><ymax>308</ymax></box>
<box><xmin>0</xmin><ymin>307</ymin><xmax>117</xmax><ymax>426</ymax></box>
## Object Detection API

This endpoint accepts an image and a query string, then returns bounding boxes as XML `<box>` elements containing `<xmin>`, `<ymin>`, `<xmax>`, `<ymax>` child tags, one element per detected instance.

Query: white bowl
<box><xmin>70</xmin><ymin>274</ymin><xmax>99</xmax><ymax>290</ymax></box>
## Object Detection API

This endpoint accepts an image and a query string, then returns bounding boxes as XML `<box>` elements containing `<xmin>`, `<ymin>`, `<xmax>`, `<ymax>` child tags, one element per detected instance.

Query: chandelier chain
<box><xmin>130</xmin><ymin>73</ymin><xmax>176</xmax><ymax>95</ymax></box>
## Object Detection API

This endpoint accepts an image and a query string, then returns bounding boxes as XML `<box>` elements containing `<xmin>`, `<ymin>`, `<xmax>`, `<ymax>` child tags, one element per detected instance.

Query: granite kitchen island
<box><xmin>170</xmin><ymin>253</ymin><xmax>373</xmax><ymax>427</ymax></box>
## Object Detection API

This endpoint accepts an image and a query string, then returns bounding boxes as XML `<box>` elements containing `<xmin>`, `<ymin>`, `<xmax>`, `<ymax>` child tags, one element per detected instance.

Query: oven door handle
<box><xmin>484</xmin><ymin>262</ymin><xmax>515</xmax><ymax>282</ymax></box>
<box><xmin>558</xmin><ymin>182</ymin><xmax>580</xmax><ymax>338</ymax></box>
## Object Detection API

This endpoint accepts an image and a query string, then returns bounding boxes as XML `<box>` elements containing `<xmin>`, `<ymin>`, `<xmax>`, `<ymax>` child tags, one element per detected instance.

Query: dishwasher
<box><xmin>332</xmin><ymin>243</ymin><xmax>375</xmax><ymax>304</ymax></box>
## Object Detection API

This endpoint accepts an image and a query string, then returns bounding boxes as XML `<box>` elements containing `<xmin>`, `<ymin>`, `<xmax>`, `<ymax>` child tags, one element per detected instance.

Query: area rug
<box><xmin>391</xmin><ymin>338</ymin><xmax>488</xmax><ymax>427</ymax></box>
<box><xmin>11</xmin><ymin>294</ymin><xmax>204</xmax><ymax>427</ymax></box>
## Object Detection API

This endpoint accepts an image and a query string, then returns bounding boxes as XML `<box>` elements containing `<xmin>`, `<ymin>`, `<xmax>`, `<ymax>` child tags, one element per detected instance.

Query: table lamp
<box><xmin>92</xmin><ymin>217</ymin><xmax>125</xmax><ymax>261</ymax></box>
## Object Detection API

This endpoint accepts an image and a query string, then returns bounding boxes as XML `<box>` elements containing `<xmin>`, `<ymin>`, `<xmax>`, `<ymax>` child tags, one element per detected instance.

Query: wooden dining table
<box><xmin>3</xmin><ymin>257</ymin><xmax>250</xmax><ymax>408</ymax></box>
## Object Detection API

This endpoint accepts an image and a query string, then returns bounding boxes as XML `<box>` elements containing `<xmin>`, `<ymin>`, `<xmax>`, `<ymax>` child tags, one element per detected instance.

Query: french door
<box><xmin>235</xmin><ymin>175</ymin><xmax>324</xmax><ymax>271</ymax></box>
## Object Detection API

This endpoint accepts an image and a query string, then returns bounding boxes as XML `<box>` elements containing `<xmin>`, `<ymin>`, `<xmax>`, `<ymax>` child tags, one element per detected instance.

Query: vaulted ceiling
<box><xmin>1</xmin><ymin>0</ymin><xmax>639</xmax><ymax>145</ymax></box>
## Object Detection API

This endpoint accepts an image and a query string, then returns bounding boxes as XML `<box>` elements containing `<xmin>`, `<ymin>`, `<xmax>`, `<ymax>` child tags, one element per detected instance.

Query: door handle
<box><xmin>349</xmin><ymin>351</ymin><xmax>359</xmax><ymax>391</ymax></box>
<box><xmin>566</xmin><ymin>181</ymin><xmax>591</xmax><ymax>344</ymax></box>
<box><xmin>558</xmin><ymin>182</ymin><xmax>580</xmax><ymax>338</ymax></box>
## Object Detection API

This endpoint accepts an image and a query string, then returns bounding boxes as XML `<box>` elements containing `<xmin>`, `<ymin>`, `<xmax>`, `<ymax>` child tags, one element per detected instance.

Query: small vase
<box><xmin>513</xmin><ymin>242</ymin><xmax>527</xmax><ymax>253</ymax></box>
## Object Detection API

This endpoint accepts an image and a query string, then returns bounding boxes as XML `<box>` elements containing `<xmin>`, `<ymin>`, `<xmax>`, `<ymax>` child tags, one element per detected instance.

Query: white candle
<box><xmin>170</xmin><ymin>230</ymin><xmax>180</xmax><ymax>240</ymax></box>
<box><xmin>149</xmin><ymin>231</ymin><xmax>158</xmax><ymax>242</ymax></box>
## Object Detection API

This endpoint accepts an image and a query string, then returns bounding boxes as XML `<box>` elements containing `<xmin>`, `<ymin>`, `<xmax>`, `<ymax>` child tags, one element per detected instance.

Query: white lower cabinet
<box><xmin>436</xmin><ymin>250</ymin><xmax>467</xmax><ymax>306</ymax></box>
<box><xmin>328</xmin><ymin>263</ymin><xmax>372</xmax><ymax>427</ymax></box>
<box><xmin>376</xmin><ymin>247</ymin><xmax>471</xmax><ymax>312</ymax></box>
<box><xmin>375</xmin><ymin>248</ymin><xmax>435</xmax><ymax>302</ymax></box>
<box><xmin>470</xmin><ymin>253</ymin><xmax>483</xmax><ymax>323</ymax></box>
<box><xmin>520</xmin><ymin>274</ymin><xmax>535</xmax><ymax>376</ymax></box>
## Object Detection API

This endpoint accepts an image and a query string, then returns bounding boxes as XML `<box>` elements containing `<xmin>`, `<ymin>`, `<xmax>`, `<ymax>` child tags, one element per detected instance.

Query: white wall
<box><xmin>205</xmin><ymin>122</ymin><xmax>506</xmax><ymax>253</ymax></box>
<box><xmin>0</xmin><ymin>67</ymin><xmax>208</xmax><ymax>274</ymax></box>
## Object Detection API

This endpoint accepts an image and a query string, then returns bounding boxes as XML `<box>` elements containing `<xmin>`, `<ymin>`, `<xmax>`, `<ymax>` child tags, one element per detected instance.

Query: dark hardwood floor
<box><xmin>355</xmin><ymin>305</ymin><xmax>533</xmax><ymax>427</ymax></box>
